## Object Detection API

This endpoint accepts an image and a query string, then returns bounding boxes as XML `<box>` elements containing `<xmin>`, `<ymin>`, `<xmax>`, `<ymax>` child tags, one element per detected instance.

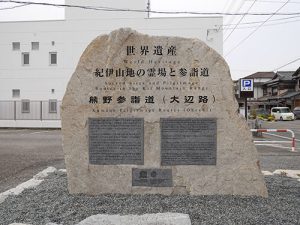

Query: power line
<box><xmin>223</xmin><ymin>0</ymin><xmax>246</xmax><ymax>35</ymax></box>
<box><xmin>0</xmin><ymin>0</ymin><xmax>300</xmax><ymax>16</ymax></box>
<box><xmin>221</xmin><ymin>0</ymin><xmax>233</xmax><ymax>13</ymax></box>
<box><xmin>222</xmin><ymin>15</ymin><xmax>300</xmax><ymax>26</ymax></box>
<box><xmin>0</xmin><ymin>3</ymin><xmax>29</xmax><ymax>10</ymax></box>
<box><xmin>222</xmin><ymin>17</ymin><xmax>300</xmax><ymax>30</ymax></box>
<box><xmin>1</xmin><ymin>1</ymin><xmax>299</xmax><ymax>31</ymax></box>
<box><xmin>217</xmin><ymin>0</ymin><xmax>236</xmax><ymax>32</ymax></box>
<box><xmin>216</xmin><ymin>14</ymin><xmax>300</xmax><ymax>33</ymax></box>
<box><xmin>246</xmin><ymin>0</ymin><xmax>300</xmax><ymax>4</ymax></box>
<box><xmin>273</xmin><ymin>57</ymin><xmax>300</xmax><ymax>71</ymax></box>
<box><xmin>225</xmin><ymin>0</ymin><xmax>291</xmax><ymax>57</ymax></box>
<box><xmin>224</xmin><ymin>0</ymin><xmax>257</xmax><ymax>42</ymax></box>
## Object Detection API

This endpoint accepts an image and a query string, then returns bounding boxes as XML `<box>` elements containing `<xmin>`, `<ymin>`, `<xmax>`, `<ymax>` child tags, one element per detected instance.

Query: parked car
<box><xmin>271</xmin><ymin>107</ymin><xmax>294</xmax><ymax>121</ymax></box>
<box><xmin>293</xmin><ymin>107</ymin><xmax>300</xmax><ymax>119</ymax></box>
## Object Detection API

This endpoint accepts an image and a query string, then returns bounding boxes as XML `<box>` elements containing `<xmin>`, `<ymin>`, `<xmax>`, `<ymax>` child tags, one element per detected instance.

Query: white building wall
<box><xmin>0</xmin><ymin>0</ymin><xmax>223</xmax><ymax>127</ymax></box>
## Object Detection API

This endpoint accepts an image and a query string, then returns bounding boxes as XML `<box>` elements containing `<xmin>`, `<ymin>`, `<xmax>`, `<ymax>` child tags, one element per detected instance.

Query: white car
<box><xmin>271</xmin><ymin>107</ymin><xmax>295</xmax><ymax>121</ymax></box>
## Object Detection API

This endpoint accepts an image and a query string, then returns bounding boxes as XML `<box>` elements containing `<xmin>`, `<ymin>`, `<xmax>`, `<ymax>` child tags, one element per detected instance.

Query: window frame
<box><xmin>271</xmin><ymin>87</ymin><xmax>278</xmax><ymax>96</ymax></box>
<box><xmin>22</xmin><ymin>52</ymin><xmax>30</xmax><ymax>66</ymax></box>
<box><xmin>12</xmin><ymin>89</ymin><xmax>20</xmax><ymax>98</ymax></box>
<box><xmin>31</xmin><ymin>42</ymin><xmax>39</xmax><ymax>50</ymax></box>
<box><xmin>49</xmin><ymin>52</ymin><xmax>57</xmax><ymax>65</ymax></box>
<box><xmin>12</xmin><ymin>42</ymin><xmax>20</xmax><ymax>51</ymax></box>
<box><xmin>263</xmin><ymin>88</ymin><xmax>267</xmax><ymax>96</ymax></box>
<box><xmin>21</xmin><ymin>100</ymin><xmax>30</xmax><ymax>113</ymax></box>
<box><xmin>49</xmin><ymin>99</ymin><xmax>57</xmax><ymax>113</ymax></box>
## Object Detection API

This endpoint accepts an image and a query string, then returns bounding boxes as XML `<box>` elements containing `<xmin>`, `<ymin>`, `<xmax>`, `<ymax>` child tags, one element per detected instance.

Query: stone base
<box><xmin>77</xmin><ymin>213</ymin><xmax>191</xmax><ymax>225</ymax></box>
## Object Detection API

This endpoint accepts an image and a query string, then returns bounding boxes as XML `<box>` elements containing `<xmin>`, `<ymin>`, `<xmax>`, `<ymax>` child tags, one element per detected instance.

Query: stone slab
<box><xmin>77</xmin><ymin>213</ymin><xmax>191</xmax><ymax>225</ymax></box>
<box><xmin>8</xmin><ymin>214</ymin><xmax>191</xmax><ymax>225</ymax></box>
<box><xmin>89</xmin><ymin>118</ymin><xmax>144</xmax><ymax>165</ymax></box>
<box><xmin>160</xmin><ymin>118</ymin><xmax>216</xmax><ymax>165</ymax></box>
<box><xmin>132</xmin><ymin>168</ymin><xmax>173</xmax><ymax>187</ymax></box>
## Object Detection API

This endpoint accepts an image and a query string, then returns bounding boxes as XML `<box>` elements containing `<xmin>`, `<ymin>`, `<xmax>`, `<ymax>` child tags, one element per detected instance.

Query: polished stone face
<box><xmin>61</xmin><ymin>28</ymin><xmax>267</xmax><ymax>196</ymax></box>
<box><xmin>88</xmin><ymin>118</ymin><xmax>144</xmax><ymax>165</ymax></box>
<box><xmin>160</xmin><ymin>118</ymin><xmax>217</xmax><ymax>166</ymax></box>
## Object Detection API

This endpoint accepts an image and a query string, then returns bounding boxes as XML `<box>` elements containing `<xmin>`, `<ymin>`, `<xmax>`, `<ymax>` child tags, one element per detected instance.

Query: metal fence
<box><xmin>0</xmin><ymin>100</ymin><xmax>61</xmax><ymax>120</ymax></box>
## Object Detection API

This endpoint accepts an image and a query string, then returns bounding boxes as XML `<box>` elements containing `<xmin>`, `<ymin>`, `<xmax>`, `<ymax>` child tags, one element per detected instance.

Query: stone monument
<box><xmin>61</xmin><ymin>28</ymin><xmax>268</xmax><ymax>197</ymax></box>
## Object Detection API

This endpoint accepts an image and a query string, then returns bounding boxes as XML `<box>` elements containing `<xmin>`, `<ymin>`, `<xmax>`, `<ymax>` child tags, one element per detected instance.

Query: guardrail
<box><xmin>0</xmin><ymin>100</ymin><xmax>61</xmax><ymax>121</ymax></box>
<box><xmin>251</xmin><ymin>129</ymin><xmax>296</xmax><ymax>152</ymax></box>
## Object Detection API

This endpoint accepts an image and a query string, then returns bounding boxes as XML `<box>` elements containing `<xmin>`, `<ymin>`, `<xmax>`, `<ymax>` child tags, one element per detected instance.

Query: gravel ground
<box><xmin>0</xmin><ymin>171</ymin><xmax>299</xmax><ymax>225</ymax></box>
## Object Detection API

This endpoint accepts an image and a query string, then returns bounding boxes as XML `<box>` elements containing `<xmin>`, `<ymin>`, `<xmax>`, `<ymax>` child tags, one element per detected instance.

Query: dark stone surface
<box><xmin>160</xmin><ymin>118</ymin><xmax>217</xmax><ymax>165</ymax></box>
<box><xmin>89</xmin><ymin>118</ymin><xmax>144</xmax><ymax>165</ymax></box>
<box><xmin>132</xmin><ymin>168</ymin><xmax>173</xmax><ymax>187</ymax></box>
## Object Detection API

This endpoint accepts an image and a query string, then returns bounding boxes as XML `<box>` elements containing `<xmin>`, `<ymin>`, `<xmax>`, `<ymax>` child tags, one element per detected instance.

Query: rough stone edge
<box><xmin>60</xmin><ymin>28</ymin><xmax>268</xmax><ymax>197</ymax></box>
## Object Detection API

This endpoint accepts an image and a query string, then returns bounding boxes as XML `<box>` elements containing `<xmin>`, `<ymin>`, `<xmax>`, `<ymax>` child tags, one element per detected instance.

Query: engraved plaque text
<box><xmin>161</xmin><ymin>118</ymin><xmax>217</xmax><ymax>165</ymax></box>
<box><xmin>132</xmin><ymin>168</ymin><xmax>173</xmax><ymax>187</ymax></box>
<box><xmin>89</xmin><ymin>118</ymin><xmax>144</xmax><ymax>165</ymax></box>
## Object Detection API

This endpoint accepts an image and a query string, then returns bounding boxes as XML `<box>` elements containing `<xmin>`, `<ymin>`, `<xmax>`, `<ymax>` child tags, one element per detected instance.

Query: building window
<box><xmin>31</xmin><ymin>42</ymin><xmax>39</xmax><ymax>50</ymax></box>
<box><xmin>22</xmin><ymin>52</ymin><xmax>29</xmax><ymax>65</ymax></box>
<box><xmin>12</xmin><ymin>42</ymin><xmax>20</xmax><ymax>51</ymax></box>
<box><xmin>49</xmin><ymin>100</ymin><xmax>57</xmax><ymax>113</ymax></box>
<box><xmin>263</xmin><ymin>89</ymin><xmax>267</xmax><ymax>96</ymax></box>
<box><xmin>298</xmin><ymin>80</ymin><xmax>300</xmax><ymax>89</ymax></box>
<box><xmin>272</xmin><ymin>87</ymin><xmax>278</xmax><ymax>96</ymax></box>
<box><xmin>12</xmin><ymin>89</ymin><xmax>20</xmax><ymax>98</ymax></box>
<box><xmin>21</xmin><ymin>100</ymin><xmax>30</xmax><ymax>113</ymax></box>
<box><xmin>49</xmin><ymin>52</ymin><xmax>57</xmax><ymax>65</ymax></box>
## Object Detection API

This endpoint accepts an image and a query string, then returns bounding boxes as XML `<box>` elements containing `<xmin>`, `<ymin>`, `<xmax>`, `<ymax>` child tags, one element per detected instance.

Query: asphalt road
<box><xmin>0</xmin><ymin>120</ymin><xmax>300</xmax><ymax>193</ymax></box>
<box><xmin>0</xmin><ymin>129</ymin><xmax>64</xmax><ymax>193</ymax></box>
<box><xmin>254</xmin><ymin>120</ymin><xmax>300</xmax><ymax>171</ymax></box>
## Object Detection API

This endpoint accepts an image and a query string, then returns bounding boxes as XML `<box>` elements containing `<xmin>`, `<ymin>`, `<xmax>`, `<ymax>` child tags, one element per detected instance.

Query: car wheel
<box><xmin>280</xmin><ymin>116</ymin><xmax>283</xmax><ymax>121</ymax></box>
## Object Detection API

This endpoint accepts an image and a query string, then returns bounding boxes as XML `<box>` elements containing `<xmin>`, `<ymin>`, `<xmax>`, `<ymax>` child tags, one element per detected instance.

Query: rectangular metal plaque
<box><xmin>132</xmin><ymin>168</ymin><xmax>173</xmax><ymax>187</ymax></box>
<box><xmin>89</xmin><ymin>118</ymin><xmax>144</xmax><ymax>165</ymax></box>
<box><xmin>160</xmin><ymin>118</ymin><xmax>217</xmax><ymax>166</ymax></box>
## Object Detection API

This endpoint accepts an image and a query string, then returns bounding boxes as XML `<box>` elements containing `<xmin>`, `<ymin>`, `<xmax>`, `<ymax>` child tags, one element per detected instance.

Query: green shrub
<box><xmin>257</xmin><ymin>115</ymin><xmax>265</xmax><ymax>120</ymax></box>
<box><xmin>249</xmin><ymin>109</ymin><xmax>257</xmax><ymax>119</ymax></box>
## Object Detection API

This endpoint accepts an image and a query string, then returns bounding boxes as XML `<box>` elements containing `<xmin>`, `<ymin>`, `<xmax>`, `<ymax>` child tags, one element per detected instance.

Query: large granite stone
<box><xmin>61</xmin><ymin>28</ymin><xmax>268</xmax><ymax>197</ymax></box>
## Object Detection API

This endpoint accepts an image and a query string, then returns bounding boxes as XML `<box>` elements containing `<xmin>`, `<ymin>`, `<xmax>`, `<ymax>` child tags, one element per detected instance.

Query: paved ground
<box><xmin>0</xmin><ymin>129</ymin><xmax>64</xmax><ymax>193</ymax></box>
<box><xmin>254</xmin><ymin>120</ymin><xmax>300</xmax><ymax>171</ymax></box>
<box><xmin>1</xmin><ymin>120</ymin><xmax>300</xmax><ymax>192</ymax></box>
<box><xmin>0</xmin><ymin>121</ymin><xmax>300</xmax><ymax>225</ymax></box>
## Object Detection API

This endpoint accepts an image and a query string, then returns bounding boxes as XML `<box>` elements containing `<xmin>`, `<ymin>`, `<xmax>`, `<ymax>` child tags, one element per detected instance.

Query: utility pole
<box><xmin>147</xmin><ymin>0</ymin><xmax>150</xmax><ymax>18</ymax></box>
<box><xmin>245</xmin><ymin>97</ymin><xmax>248</xmax><ymax>121</ymax></box>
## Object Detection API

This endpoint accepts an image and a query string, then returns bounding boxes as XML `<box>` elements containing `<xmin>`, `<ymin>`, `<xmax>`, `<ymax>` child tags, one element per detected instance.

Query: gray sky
<box><xmin>0</xmin><ymin>0</ymin><xmax>299</xmax><ymax>80</ymax></box>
